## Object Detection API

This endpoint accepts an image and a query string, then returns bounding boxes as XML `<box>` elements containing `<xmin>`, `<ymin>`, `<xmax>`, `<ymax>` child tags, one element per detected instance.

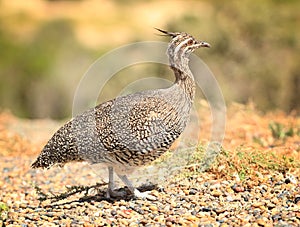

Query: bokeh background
<box><xmin>0</xmin><ymin>0</ymin><xmax>299</xmax><ymax>119</ymax></box>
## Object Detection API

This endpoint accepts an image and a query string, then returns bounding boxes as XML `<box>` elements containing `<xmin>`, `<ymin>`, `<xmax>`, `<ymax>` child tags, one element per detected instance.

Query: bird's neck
<box><xmin>169</xmin><ymin>56</ymin><xmax>196</xmax><ymax>101</ymax></box>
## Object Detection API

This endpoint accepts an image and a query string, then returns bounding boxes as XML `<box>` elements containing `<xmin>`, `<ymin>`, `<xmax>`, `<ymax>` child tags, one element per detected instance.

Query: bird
<box><xmin>31</xmin><ymin>28</ymin><xmax>210</xmax><ymax>200</ymax></box>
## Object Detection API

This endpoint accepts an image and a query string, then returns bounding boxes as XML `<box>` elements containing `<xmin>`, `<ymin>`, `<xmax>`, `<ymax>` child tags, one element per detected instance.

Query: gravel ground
<box><xmin>0</xmin><ymin>106</ymin><xmax>299</xmax><ymax>226</ymax></box>
<box><xmin>1</xmin><ymin>155</ymin><xmax>299</xmax><ymax>226</ymax></box>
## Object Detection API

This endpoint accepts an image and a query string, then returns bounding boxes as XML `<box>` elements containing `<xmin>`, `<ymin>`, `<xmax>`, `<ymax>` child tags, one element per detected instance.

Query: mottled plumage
<box><xmin>31</xmin><ymin>29</ymin><xmax>210</xmax><ymax>199</ymax></box>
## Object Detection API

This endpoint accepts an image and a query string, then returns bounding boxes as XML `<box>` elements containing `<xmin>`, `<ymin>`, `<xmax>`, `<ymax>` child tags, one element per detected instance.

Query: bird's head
<box><xmin>155</xmin><ymin>28</ymin><xmax>210</xmax><ymax>57</ymax></box>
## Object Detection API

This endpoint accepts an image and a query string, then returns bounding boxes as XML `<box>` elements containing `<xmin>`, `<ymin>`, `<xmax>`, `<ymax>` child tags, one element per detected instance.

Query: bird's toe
<box><xmin>133</xmin><ymin>189</ymin><xmax>157</xmax><ymax>201</ymax></box>
<box><xmin>106</xmin><ymin>188</ymin><xmax>127</xmax><ymax>198</ymax></box>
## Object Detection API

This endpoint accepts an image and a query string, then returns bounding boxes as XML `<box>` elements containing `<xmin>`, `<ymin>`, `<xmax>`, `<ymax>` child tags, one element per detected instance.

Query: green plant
<box><xmin>269</xmin><ymin>121</ymin><xmax>295</xmax><ymax>141</ymax></box>
<box><xmin>0</xmin><ymin>202</ymin><xmax>9</xmax><ymax>223</ymax></box>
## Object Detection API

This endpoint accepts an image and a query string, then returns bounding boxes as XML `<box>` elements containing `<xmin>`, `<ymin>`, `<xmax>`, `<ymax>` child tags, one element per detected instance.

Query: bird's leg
<box><xmin>117</xmin><ymin>174</ymin><xmax>157</xmax><ymax>200</ymax></box>
<box><xmin>106</xmin><ymin>167</ymin><xmax>126</xmax><ymax>198</ymax></box>
<box><xmin>106</xmin><ymin>166</ymin><xmax>115</xmax><ymax>197</ymax></box>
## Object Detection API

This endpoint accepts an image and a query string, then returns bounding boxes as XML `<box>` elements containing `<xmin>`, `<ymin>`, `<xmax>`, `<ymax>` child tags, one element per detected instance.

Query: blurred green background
<box><xmin>0</xmin><ymin>0</ymin><xmax>299</xmax><ymax>119</ymax></box>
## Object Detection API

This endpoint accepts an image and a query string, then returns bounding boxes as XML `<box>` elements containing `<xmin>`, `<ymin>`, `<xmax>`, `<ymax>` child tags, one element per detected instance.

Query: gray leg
<box><xmin>106</xmin><ymin>167</ymin><xmax>115</xmax><ymax>197</ymax></box>
<box><xmin>117</xmin><ymin>174</ymin><xmax>157</xmax><ymax>200</ymax></box>
<box><xmin>106</xmin><ymin>167</ymin><xmax>126</xmax><ymax>198</ymax></box>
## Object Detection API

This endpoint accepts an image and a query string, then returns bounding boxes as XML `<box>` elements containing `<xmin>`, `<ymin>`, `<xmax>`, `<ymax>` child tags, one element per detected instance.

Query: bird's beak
<box><xmin>197</xmin><ymin>41</ymin><xmax>211</xmax><ymax>48</ymax></box>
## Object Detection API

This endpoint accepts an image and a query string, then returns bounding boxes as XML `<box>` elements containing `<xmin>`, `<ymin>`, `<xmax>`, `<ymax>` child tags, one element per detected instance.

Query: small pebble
<box><xmin>252</xmin><ymin>201</ymin><xmax>264</xmax><ymax>208</ymax></box>
<box><xmin>231</xmin><ymin>183</ymin><xmax>245</xmax><ymax>193</ymax></box>
<box><xmin>189</xmin><ymin>188</ymin><xmax>197</xmax><ymax>195</ymax></box>
<box><xmin>110</xmin><ymin>210</ymin><xmax>117</xmax><ymax>216</ymax></box>
<box><xmin>149</xmin><ymin>205</ymin><xmax>158</xmax><ymax>212</ymax></box>
<box><xmin>211</xmin><ymin>190</ymin><xmax>222</xmax><ymax>197</ymax></box>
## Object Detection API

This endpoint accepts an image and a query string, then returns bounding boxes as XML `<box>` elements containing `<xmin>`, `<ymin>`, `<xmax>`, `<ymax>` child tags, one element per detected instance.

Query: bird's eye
<box><xmin>188</xmin><ymin>39</ymin><xmax>194</xmax><ymax>45</ymax></box>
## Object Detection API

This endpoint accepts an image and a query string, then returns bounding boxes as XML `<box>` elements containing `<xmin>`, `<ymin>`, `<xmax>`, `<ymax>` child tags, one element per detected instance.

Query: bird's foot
<box><xmin>133</xmin><ymin>189</ymin><xmax>157</xmax><ymax>201</ymax></box>
<box><xmin>106</xmin><ymin>188</ymin><xmax>127</xmax><ymax>199</ymax></box>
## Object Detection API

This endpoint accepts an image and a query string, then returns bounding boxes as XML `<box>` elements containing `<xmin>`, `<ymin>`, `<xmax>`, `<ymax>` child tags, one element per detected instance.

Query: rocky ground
<box><xmin>0</xmin><ymin>103</ymin><xmax>299</xmax><ymax>226</ymax></box>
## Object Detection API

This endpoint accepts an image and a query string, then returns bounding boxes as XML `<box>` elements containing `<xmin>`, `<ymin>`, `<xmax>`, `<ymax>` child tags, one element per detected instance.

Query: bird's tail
<box><xmin>31</xmin><ymin>121</ymin><xmax>83</xmax><ymax>169</ymax></box>
<box><xmin>31</xmin><ymin>145</ymin><xmax>58</xmax><ymax>169</ymax></box>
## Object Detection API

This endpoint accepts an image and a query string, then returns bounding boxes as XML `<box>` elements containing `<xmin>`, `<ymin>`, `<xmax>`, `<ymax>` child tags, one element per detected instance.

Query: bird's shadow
<box><xmin>37</xmin><ymin>183</ymin><xmax>158</xmax><ymax>208</ymax></box>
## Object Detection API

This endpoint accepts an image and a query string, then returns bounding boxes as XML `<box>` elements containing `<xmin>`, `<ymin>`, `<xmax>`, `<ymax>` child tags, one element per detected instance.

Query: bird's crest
<box><xmin>154</xmin><ymin>28</ymin><xmax>179</xmax><ymax>38</ymax></box>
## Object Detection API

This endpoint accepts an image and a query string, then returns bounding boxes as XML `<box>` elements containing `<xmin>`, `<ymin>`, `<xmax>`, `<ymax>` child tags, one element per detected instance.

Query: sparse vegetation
<box><xmin>207</xmin><ymin>146</ymin><xmax>299</xmax><ymax>182</ymax></box>
<box><xmin>172</xmin><ymin>143</ymin><xmax>300</xmax><ymax>184</ymax></box>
